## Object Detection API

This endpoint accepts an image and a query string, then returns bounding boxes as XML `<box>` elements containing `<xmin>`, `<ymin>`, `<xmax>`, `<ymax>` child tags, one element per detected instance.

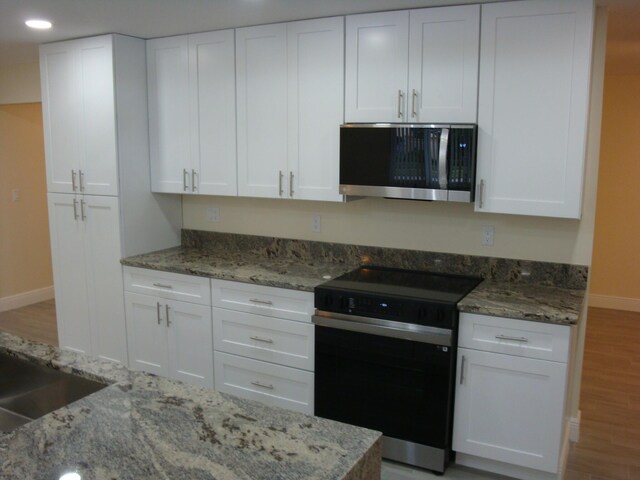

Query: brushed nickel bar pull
<box><xmin>191</xmin><ymin>169</ymin><xmax>197</xmax><ymax>192</ymax></box>
<box><xmin>289</xmin><ymin>171</ymin><xmax>294</xmax><ymax>197</ymax></box>
<box><xmin>460</xmin><ymin>355</ymin><xmax>466</xmax><ymax>385</ymax></box>
<box><xmin>72</xmin><ymin>198</ymin><xmax>79</xmax><ymax>220</ymax></box>
<box><xmin>251</xmin><ymin>380</ymin><xmax>274</xmax><ymax>390</ymax></box>
<box><xmin>250</xmin><ymin>336</ymin><xmax>274</xmax><ymax>344</ymax></box>
<box><xmin>153</xmin><ymin>283</ymin><xmax>173</xmax><ymax>289</ymax></box>
<box><xmin>80</xmin><ymin>199</ymin><xmax>86</xmax><ymax>221</ymax></box>
<box><xmin>166</xmin><ymin>304</ymin><xmax>171</xmax><ymax>326</ymax></box>
<box><xmin>79</xmin><ymin>170</ymin><xmax>85</xmax><ymax>192</ymax></box>
<box><xmin>411</xmin><ymin>89</ymin><xmax>418</xmax><ymax>118</ymax></box>
<box><xmin>156</xmin><ymin>302</ymin><xmax>162</xmax><ymax>325</ymax></box>
<box><xmin>278</xmin><ymin>170</ymin><xmax>284</xmax><ymax>197</ymax></box>
<box><xmin>397</xmin><ymin>90</ymin><xmax>404</xmax><ymax>119</ymax></box>
<box><xmin>495</xmin><ymin>334</ymin><xmax>529</xmax><ymax>343</ymax></box>
<box><xmin>438</xmin><ymin>128</ymin><xmax>449</xmax><ymax>190</ymax></box>
<box><xmin>478</xmin><ymin>179</ymin><xmax>485</xmax><ymax>208</ymax></box>
<box><xmin>249</xmin><ymin>298</ymin><xmax>273</xmax><ymax>306</ymax></box>
<box><xmin>183</xmin><ymin>169</ymin><xmax>189</xmax><ymax>192</ymax></box>
<box><xmin>71</xmin><ymin>170</ymin><xmax>77</xmax><ymax>191</ymax></box>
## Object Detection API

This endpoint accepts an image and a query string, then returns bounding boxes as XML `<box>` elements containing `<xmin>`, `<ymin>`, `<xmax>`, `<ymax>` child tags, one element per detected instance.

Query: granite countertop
<box><xmin>458</xmin><ymin>280</ymin><xmax>585</xmax><ymax>325</ymax></box>
<box><xmin>0</xmin><ymin>332</ymin><xmax>381</xmax><ymax>480</ymax></box>
<box><xmin>122</xmin><ymin>244</ymin><xmax>585</xmax><ymax>326</ymax></box>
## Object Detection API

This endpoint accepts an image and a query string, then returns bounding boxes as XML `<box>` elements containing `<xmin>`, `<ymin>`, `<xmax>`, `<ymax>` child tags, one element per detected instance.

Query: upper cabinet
<box><xmin>147</xmin><ymin>30</ymin><xmax>237</xmax><ymax>195</ymax></box>
<box><xmin>40</xmin><ymin>36</ymin><xmax>118</xmax><ymax>196</ymax></box>
<box><xmin>236</xmin><ymin>17</ymin><xmax>344</xmax><ymax>201</ymax></box>
<box><xmin>475</xmin><ymin>0</ymin><xmax>595</xmax><ymax>219</ymax></box>
<box><xmin>345</xmin><ymin>6</ymin><xmax>479</xmax><ymax>123</ymax></box>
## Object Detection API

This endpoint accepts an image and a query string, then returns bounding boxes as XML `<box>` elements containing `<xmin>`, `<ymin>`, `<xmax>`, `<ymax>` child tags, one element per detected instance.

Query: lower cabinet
<box><xmin>123</xmin><ymin>270</ymin><xmax>214</xmax><ymax>389</ymax></box>
<box><xmin>211</xmin><ymin>279</ymin><xmax>315</xmax><ymax>414</ymax></box>
<box><xmin>453</xmin><ymin>313</ymin><xmax>572</xmax><ymax>479</ymax></box>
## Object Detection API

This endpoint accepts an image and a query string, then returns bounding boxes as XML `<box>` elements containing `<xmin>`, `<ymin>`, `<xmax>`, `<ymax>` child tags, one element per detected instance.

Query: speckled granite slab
<box><xmin>121</xmin><ymin>230</ymin><xmax>588</xmax><ymax>325</ymax></box>
<box><xmin>0</xmin><ymin>332</ymin><xmax>381</xmax><ymax>480</ymax></box>
<box><xmin>458</xmin><ymin>281</ymin><xmax>585</xmax><ymax>325</ymax></box>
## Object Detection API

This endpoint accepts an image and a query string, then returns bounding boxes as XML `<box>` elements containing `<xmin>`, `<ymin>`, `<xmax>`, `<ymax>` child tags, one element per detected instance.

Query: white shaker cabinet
<box><xmin>345</xmin><ymin>6</ymin><xmax>479</xmax><ymax>123</ymax></box>
<box><xmin>48</xmin><ymin>194</ymin><xmax>127</xmax><ymax>364</ymax></box>
<box><xmin>453</xmin><ymin>313</ymin><xmax>572</xmax><ymax>479</ymax></box>
<box><xmin>40</xmin><ymin>36</ymin><xmax>118</xmax><ymax>196</ymax></box>
<box><xmin>236</xmin><ymin>17</ymin><xmax>344</xmax><ymax>201</ymax></box>
<box><xmin>475</xmin><ymin>0</ymin><xmax>595</xmax><ymax>218</ymax></box>
<box><xmin>147</xmin><ymin>30</ymin><xmax>237</xmax><ymax>195</ymax></box>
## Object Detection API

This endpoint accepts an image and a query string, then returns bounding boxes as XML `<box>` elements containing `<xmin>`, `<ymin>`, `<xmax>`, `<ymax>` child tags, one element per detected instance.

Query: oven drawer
<box><xmin>123</xmin><ymin>267</ymin><xmax>211</xmax><ymax>305</ymax></box>
<box><xmin>214</xmin><ymin>352</ymin><xmax>314</xmax><ymax>415</ymax></box>
<box><xmin>211</xmin><ymin>279</ymin><xmax>314</xmax><ymax>323</ymax></box>
<box><xmin>213</xmin><ymin>308</ymin><xmax>314</xmax><ymax>371</ymax></box>
<box><xmin>458</xmin><ymin>313</ymin><xmax>570</xmax><ymax>363</ymax></box>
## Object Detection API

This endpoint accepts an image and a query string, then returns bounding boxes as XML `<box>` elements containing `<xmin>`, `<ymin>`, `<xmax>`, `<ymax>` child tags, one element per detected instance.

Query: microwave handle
<box><xmin>438</xmin><ymin>128</ymin><xmax>449</xmax><ymax>190</ymax></box>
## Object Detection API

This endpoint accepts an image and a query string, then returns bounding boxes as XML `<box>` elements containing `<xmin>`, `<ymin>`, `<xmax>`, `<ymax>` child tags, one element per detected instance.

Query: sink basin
<box><xmin>0</xmin><ymin>353</ymin><xmax>107</xmax><ymax>432</ymax></box>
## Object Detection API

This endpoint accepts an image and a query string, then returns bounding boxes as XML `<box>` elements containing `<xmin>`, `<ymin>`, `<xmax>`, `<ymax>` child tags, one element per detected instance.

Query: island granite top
<box><xmin>122</xmin><ymin>245</ymin><xmax>585</xmax><ymax>326</ymax></box>
<box><xmin>0</xmin><ymin>332</ymin><xmax>381</xmax><ymax>480</ymax></box>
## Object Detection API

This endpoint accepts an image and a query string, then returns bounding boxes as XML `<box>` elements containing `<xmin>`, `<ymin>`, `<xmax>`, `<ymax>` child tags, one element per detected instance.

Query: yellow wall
<box><xmin>0</xmin><ymin>63</ymin><xmax>41</xmax><ymax>104</ymax></box>
<box><xmin>0</xmin><ymin>103</ymin><xmax>53</xmax><ymax>298</ymax></box>
<box><xmin>589</xmin><ymin>73</ymin><xmax>640</xmax><ymax>301</ymax></box>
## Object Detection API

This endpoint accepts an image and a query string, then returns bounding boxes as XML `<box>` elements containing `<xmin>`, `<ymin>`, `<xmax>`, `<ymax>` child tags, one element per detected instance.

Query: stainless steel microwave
<box><xmin>339</xmin><ymin>124</ymin><xmax>477</xmax><ymax>202</ymax></box>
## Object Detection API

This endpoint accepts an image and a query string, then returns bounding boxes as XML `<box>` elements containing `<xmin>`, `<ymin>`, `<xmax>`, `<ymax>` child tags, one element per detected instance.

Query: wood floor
<box><xmin>0</xmin><ymin>302</ymin><xmax>638</xmax><ymax>479</ymax></box>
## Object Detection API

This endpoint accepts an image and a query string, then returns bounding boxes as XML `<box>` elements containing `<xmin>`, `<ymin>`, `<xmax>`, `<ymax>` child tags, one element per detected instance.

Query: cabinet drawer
<box><xmin>458</xmin><ymin>313</ymin><xmax>570</xmax><ymax>363</ymax></box>
<box><xmin>211</xmin><ymin>279</ymin><xmax>314</xmax><ymax>323</ymax></box>
<box><xmin>214</xmin><ymin>352</ymin><xmax>314</xmax><ymax>415</ymax></box>
<box><xmin>213</xmin><ymin>308</ymin><xmax>314</xmax><ymax>371</ymax></box>
<box><xmin>123</xmin><ymin>266</ymin><xmax>211</xmax><ymax>305</ymax></box>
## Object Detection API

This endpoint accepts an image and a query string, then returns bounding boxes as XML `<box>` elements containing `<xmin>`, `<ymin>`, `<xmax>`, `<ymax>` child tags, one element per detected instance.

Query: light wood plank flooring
<box><xmin>0</xmin><ymin>303</ymin><xmax>638</xmax><ymax>479</ymax></box>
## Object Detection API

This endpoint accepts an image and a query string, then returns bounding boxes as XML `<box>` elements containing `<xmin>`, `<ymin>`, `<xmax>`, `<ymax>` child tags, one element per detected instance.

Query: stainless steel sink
<box><xmin>0</xmin><ymin>353</ymin><xmax>107</xmax><ymax>432</ymax></box>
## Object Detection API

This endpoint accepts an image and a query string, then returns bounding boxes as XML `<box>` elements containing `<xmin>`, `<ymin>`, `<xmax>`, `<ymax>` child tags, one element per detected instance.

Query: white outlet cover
<box><xmin>207</xmin><ymin>207</ymin><xmax>220</xmax><ymax>223</ymax></box>
<box><xmin>312</xmin><ymin>214</ymin><xmax>321</xmax><ymax>233</ymax></box>
<box><xmin>482</xmin><ymin>225</ymin><xmax>494</xmax><ymax>246</ymax></box>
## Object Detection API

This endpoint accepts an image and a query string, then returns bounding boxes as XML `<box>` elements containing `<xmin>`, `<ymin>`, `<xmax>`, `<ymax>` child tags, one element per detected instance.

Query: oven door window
<box><xmin>314</xmin><ymin>325</ymin><xmax>454</xmax><ymax>448</ymax></box>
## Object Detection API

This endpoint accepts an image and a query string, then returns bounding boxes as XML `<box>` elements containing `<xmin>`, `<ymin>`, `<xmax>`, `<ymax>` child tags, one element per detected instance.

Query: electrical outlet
<box><xmin>207</xmin><ymin>207</ymin><xmax>220</xmax><ymax>223</ymax></box>
<box><xmin>11</xmin><ymin>189</ymin><xmax>19</xmax><ymax>203</ymax></box>
<box><xmin>312</xmin><ymin>214</ymin><xmax>321</xmax><ymax>233</ymax></box>
<box><xmin>482</xmin><ymin>225</ymin><xmax>494</xmax><ymax>246</ymax></box>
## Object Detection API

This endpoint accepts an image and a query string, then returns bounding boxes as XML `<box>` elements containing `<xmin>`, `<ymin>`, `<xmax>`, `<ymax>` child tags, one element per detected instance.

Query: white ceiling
<box><xmin>1</xmin><ymin>0</ymin><xmax>639</xmax><ymax>73</ymax></box>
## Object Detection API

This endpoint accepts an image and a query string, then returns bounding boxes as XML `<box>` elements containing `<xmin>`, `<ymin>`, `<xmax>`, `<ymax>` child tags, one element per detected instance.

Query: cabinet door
<box><xmin>166</xmin><ymin>300</ymin><xmax>214</xmax><ymax>388</ymax></box>
<box><xmin>147</xmin><ymin>36</ymin><xmax>191</xmax><ymax>193</ymax></box>
<box><xmin>189</xmin><ymin>30</ymin><xmax>237</xmax><ymax>196</ymax></box>
<box><xmin>287</xmin><ymin>17</ymin><xmax>344</xmax><ymax>202</ymax></box>
<box><xmin>82</xmin><ymin>196</ymin><xmax>127</xmax><ymax>364</ymax></box>
<box><xmin>124</xmin><ymin>292</ymin><xmax>169</xmax><ymax>376</ymax></box>
<box><xmin>407</xmin><ymin>5</ymin><xmax>479</xmax><ymax>123</ymax></box>
<box><xmin>76</xmin><ymin>36</ymin><xmax>118</xmax><ymax>196</ymax></box>
<box><xmin>475</xmin><ymin>0</ymin><xmax>594</xmax><ymax>218</ymax></box>
<box><xmin>345</xmin><ymin>11</ymin><xmax>409</xmax><ymax>122</ymax></box>
<box><xmin>453</xmin><ymin>348</ymin><xmax>567</xmax><ymax>473</ymax></box>
<box><xmin>236</xmin><ymin>24</ymin><xmax>288</xmax><ymax>198</ymax></box>
<box><xmin>47</xmin><ymin>194</ymin><xmax>91</xmax><ymax>354</ymax></box>
<box><xmin>40</xmin><ymin>42</ymin><xmax>82</xmax><ymax>194</ymax></box>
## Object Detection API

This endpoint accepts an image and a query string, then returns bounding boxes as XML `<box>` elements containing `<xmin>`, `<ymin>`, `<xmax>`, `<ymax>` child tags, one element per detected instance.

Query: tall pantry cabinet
<box><xmin>40</xmin><ymin>34</ymin><xmax>182</xmax><ymax>364</ymax></box>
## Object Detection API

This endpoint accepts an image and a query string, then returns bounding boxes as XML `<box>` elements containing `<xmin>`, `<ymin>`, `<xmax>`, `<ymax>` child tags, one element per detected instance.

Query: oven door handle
<box><xmin>312</xmin><ymin>311</ymin><xmax>452</xmax><ymax>347</ymax></box>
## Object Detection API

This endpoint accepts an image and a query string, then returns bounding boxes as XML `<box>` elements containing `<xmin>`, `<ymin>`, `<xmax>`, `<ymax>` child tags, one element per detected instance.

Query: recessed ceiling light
<box><xmin>25</xmin><ymin>19</ymin><xmax>52</xmax><ymax>29</ymax></box>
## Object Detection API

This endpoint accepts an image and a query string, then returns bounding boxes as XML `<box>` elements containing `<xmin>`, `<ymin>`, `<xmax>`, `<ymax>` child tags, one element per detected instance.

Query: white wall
<box><xmin>0</xmin><ymin>62</ymin><xmax>41</xmax><ymax>104</ymax></box>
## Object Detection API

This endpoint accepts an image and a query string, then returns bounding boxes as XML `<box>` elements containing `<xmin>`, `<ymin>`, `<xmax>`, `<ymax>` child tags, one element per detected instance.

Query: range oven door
<box><xmin>313</xmin><ymin>313</ymin><xmax>456</xmax><ymax>472</ymax></box>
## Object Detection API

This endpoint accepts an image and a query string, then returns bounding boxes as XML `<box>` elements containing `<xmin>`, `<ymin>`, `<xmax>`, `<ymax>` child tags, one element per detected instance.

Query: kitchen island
<box><xmin>0</xmin><ymin>332</ymin><xmax>381</xmax><ymax>480</ymax></box>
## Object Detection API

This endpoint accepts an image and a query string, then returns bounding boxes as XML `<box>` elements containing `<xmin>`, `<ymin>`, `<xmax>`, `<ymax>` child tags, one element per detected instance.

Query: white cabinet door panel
<box><xmin>408</xmin><ymin>5</ymin><xmax>479</xmax><ymax>123</ymax></box>
<box><xmin>453</xmin><ymin>348</ymin><xmax>567</xmax><ymax>473</ymax></box>
<box><xmin>40</xmin><ymin>44</ymin><xmax>82</xmax><ymax>194</ymax></box>
<box><xmin>48</xmin><ymin>194</ymin><xmax>91</xmax><ymax>354</ymax></box>
<box><xmin>125</xmin><ymin>292</ymin><xmax>169</xmax><ymax>376</ymax></box>
<box><xmin>147</xmin><ymin>36</ymin><xmax>191</xmax><ymax>193</ymax></box>
<box><xmin>475</xmin><ymin>0</ymin><xmax>594</xmax><ymax>218</ymax></box>
<box><xmin>189</xmin><ymin>30</ymin><xmax>237</xmax><ymax>196</ymax></box>
<box><xmin>287</xmin><ymin>17</ymin><xmax>344</xmax><ymax>202</ymax></box>
<box><xmin>345</xmin><ymin>11</ymin><xmax>409</xmax><ymax>122</ymax></box>
<box><xmin>166</xmin><ymin>300</ymin><xmax>214</xmax><ymax>389</ymax></box>
<box><xmin>77</xmin><ymin>36</ymin><xmax>118</xmax><ymax>196</ymax></box>
<box><xmin>82</xmin><ymin>196</ymin><xmax>127</xmax><ymax>364</ymax></box>
<box><xmin>236</xmin><ymin>24</ymin><xmax>288</xmax><ymax>198</ymax></box>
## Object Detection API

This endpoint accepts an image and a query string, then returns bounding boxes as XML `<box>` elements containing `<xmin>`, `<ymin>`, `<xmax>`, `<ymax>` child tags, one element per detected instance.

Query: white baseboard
<box><xmin>0</xmin><ymin>286</ymin><xmax>54</xmax><ymax>313</ymax></box>
<box><xmin>569</xmin><ymin>411</ymin><xmax>581</xmax><ymax>443</ymax></box>
<box><xmin>588</xmin><ymin>294</ymin><xmax>640</xmax><ymax>312</ymax></box>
